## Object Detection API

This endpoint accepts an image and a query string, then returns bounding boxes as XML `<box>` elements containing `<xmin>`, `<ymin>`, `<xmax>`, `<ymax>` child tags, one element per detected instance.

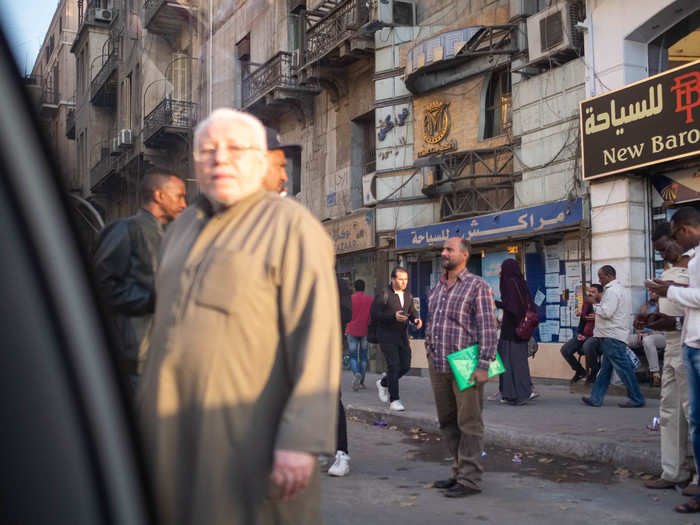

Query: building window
<box><xmin>483</xmin><ymin>69</ymin><xmax>511</xmax><ymax>139</ymax></box>
<box><xmin>286</xmin><ymin>148</ymin><xmax>301</xmax><ymax>197</ymax></box>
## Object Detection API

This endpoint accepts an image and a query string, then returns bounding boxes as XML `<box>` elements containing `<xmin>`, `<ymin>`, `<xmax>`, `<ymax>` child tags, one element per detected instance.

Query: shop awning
<box><xmin>395</xmin><ymin>198</ymin><xmax>584</xmax><ymax>250</ymax></box>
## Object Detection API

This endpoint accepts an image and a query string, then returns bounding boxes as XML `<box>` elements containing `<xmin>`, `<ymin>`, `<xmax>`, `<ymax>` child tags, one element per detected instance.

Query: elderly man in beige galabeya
<box><xmin>138</xmin><ymin>108</ymin><xmax>341</xmax><ymax>525</ymax></box>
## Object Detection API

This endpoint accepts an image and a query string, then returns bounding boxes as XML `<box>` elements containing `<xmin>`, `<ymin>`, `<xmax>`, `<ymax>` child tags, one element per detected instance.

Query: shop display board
<box><xmin>525</xmin><ymin>243</ymin><xmax>588</xmax><ymax>344</ymax></box>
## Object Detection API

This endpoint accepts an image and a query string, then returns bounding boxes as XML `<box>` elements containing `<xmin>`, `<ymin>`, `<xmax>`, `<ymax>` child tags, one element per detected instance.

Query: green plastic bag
<box><xmin>446</xmin><ymin>344</ymin><xmax>506</xmax><ymax>390</ymax></box>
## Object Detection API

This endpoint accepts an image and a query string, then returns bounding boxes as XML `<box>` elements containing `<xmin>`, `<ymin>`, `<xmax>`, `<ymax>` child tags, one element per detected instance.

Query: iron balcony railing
<box><xmin>242</xmin><ymin>51</ymin><xmax>318</xmax><ymax>108</ymax></box>
<box><xmin>90</xmin><ymin>46</ymin><xmax>120</xmax><ymax>102</ymax></box>
<box><xmin>90</xmin><ymin>153</ymin><xmax>117</xmax><ymax>189</ymax></box>
<box><xmin>303</xmin><ymin>0</ymin><xmax>369</xmax><ymax>68</ymax></box>
<box><xmin>40</xmin><ymin>85</ymin><xmax>59</xmax><ymax>107</ymax></box>
<box><xmin>143</xmin><ymin>97</ymin><xmax>198</xmax><ymax>144</ymax></box>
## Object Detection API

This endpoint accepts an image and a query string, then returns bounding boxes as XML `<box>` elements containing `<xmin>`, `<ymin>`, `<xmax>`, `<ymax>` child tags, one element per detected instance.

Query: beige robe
<box><xmin>138</xmin><ymin>189</ymin><xmax>341</xmax><ymax>525</ymax></box>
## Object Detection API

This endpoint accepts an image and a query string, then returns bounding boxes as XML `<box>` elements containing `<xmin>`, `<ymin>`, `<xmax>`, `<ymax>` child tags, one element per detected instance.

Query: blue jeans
<box><xmin>347</xmin><ymin>335</ymin><xmax>368</xmax><ymax>383</ymax></box>
<box><xmin>683</xmin><ymin>344</ymin><xmax>700</xmax><ymax>478</ymax></box>
<box><xmin>589</xmin><ymin>338</ymin><xmax>645</xmax><ymax>406</ymax></box>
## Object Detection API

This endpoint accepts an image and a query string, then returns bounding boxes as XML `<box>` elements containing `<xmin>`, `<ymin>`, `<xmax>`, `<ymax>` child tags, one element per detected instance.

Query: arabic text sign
<box><xmin>580</xmin><ymin>59</ymin><xmax>700</xmax><ymax>180</ymax></box>
<box><xmin>324</xmin><ymin>211</ymin><xmax>375</xmax><ymax>255</ymax></box>
<box><xmin>396</xmin><ymin>198</ymin><xmax>583</xmax><ymax>249</ymax></box>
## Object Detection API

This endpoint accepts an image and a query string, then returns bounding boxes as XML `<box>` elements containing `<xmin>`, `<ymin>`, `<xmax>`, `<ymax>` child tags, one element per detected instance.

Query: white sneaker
<box><xmin>389</xmin><ymin>400</ymin><xmax>405</xmax><ymax>411</ymax></box>
<box><xmin>328</xmin><ymin>451</ymin><xmax>350</xmax><ymax>477</ymax></box>
<box><xmin>376</xmin><ymin>375</ymin><xmax>389</xmax><ymax>403</ymax></box>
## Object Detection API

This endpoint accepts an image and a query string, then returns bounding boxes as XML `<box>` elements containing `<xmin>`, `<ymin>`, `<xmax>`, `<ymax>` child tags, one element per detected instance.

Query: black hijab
<box><xmin>499</xmin><ymin>258</ymin><xmax>533</xmax><ymax>316</ymax></box>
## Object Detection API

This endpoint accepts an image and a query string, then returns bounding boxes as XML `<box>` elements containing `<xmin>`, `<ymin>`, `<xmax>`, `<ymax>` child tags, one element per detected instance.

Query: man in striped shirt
<box><xmin>425</xmin><ymin>237</ymin><xmax>498</xmax><ymax>498</ymax></box>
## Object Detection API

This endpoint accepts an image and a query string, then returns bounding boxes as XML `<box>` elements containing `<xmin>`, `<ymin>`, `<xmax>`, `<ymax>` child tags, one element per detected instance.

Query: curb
<box><xmin>345</xmin><ymin>403</ymin><xmax>661</xmax><ymax>474</ymax></box>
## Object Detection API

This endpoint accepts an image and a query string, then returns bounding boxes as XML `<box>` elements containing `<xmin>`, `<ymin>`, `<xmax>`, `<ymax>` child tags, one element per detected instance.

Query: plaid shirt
<box><xmin>425</xmin><ymin>269</ymin><xmax>498</xmax><ymax>373</ymax></box>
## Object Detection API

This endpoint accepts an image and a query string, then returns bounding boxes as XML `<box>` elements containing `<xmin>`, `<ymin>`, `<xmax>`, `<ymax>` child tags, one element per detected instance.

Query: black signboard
<box><xmin>580</xmin><ymin>59</ymin><xmax>700</xmax><ymax>180</ymax></box>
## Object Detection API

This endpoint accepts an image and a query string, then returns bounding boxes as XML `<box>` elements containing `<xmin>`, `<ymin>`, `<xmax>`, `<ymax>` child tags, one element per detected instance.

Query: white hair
<box><xmin>193</xmin><ymin>108</ymin><xmax>267</xmax><ymax>151</ymax></box>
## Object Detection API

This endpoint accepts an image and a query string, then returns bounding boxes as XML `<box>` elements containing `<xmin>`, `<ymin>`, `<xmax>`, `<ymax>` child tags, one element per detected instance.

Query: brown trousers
<box><xmin>429</xmin><ymin>363</ymin><xmax>485</xmax><ymax>490</ymax></box>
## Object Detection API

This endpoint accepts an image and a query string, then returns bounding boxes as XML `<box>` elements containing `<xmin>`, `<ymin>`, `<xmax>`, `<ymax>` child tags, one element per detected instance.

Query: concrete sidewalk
<box><xmin>341</xmin><ymin>371</ymin><xmax>663</xmax><ymax>473</ymax></box>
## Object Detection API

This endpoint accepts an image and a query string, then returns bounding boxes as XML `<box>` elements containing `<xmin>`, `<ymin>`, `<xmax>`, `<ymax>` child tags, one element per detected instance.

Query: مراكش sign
<box><xmin>579</xmin><ymin>59</ymin><xmax>700</xmax><ymax>181</ymax></box>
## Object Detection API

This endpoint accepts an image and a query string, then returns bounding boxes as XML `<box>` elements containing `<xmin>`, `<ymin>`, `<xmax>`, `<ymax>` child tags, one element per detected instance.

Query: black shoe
<box><xmin>570</xmin><ymin>371</ymin><xmax>586</xmax><ymax>384</ymax></box>
<box><xmin>618</xmin><ymin>401</ymin><xmax>645</xmax><ymax>408</ymax></box>
<box><xmin>433</xmin><ymin>478</ymin><xmax>457</xmax><ymax>489</ymax></box>
<box><xmin>443</xmin><ymin>483</ymin><xmax>481</xmax><ymax>498</ymax></box>
<box><xmin>581</xmin><ymin>396</ymin><xmax>600</xmax><ymax>407</ymax></box>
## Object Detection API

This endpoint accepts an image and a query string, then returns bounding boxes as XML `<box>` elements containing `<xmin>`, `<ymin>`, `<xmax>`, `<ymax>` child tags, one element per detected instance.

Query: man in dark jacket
<box><xmin>93</xmin><ymin>172</ymin><xmax>186</xmax><ymax>384</ymax></box>
<box><xmin>372</xmin><ymin>266</ymin><xmax>422</xmax><ymax>411</ymax></box>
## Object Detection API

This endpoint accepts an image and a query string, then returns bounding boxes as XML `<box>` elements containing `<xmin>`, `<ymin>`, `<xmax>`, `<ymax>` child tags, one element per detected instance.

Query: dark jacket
<box><xmin>370</xmin><ymin>285</ymin><xmax>418</xmax><ymax>346</ymax></box>
<box><xmin>93</xmin><ymin>209</ymin><xmax>164</xmax><ymax>373</ymax></box>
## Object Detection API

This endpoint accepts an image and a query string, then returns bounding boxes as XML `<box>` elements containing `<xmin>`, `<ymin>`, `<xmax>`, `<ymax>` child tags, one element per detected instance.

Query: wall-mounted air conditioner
<box><xmin>376</xmin><ymin>0</ymin><xmax>416</xmax><ymax>27</ymax></box>
<box><xmin>362</xmin><ymin>173</ymin><xmax>377</xmax><ymax>206</ymax></box>
<box><xmin>94</xmin><ymin>8</ymin><xmax>113</xmax><ymax>23</ymax></box>
<box><xmin>526</xmin><ymin>1</ymin><xmax>583</xmax><ymax>64</ymax></box>
<box><xmin>118</xmin><ymin>128</ymin><xmax>133</xmax><ymax>148</ymax></box>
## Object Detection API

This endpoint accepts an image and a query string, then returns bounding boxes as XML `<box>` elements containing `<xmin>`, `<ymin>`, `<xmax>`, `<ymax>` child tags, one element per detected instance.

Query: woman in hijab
<box><xmin>496</xmin><ymin>258</ymin><xmax>534</xmax><ymax>405</ymax></box>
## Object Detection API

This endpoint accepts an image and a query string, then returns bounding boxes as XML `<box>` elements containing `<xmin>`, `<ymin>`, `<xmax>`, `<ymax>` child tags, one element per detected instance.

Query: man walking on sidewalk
<box><xmin>94</xmin><ymin>171</ymin><xmax>186</xmax><ymax>386</ymax></box>
<box><xmin>643</xmin><ymin>222</ymin><xmax>696</xmax><ymax>492</ymax></box>
<box><xmin>582</xmin><ymin>265</ymin><xmax>645</xmax><ymax>408</ymax></box>
<box><xmin>425</xmin><ymin>237</ymin><xmax>498</xmax><ymax>498</ymax></box>
<box><xmin>372</xmin><ymin>267</ymin><xmax>422</xmax><ymax>411</ymax></box>
<box><xmin>647</xmin><ymin>206</ymin><xmax>700</xmax><ymax>514</ymax></box>
<box><xmin>346</xmin><ymin>279</ymin><xmax>373</xmax><ymax>391</ymax></box>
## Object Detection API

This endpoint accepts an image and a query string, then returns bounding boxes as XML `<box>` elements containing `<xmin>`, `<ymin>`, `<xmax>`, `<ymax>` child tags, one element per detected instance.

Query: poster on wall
<box><xmin>482</xmin><ymin>251</ymin><xmax>516</xmax><ymax>301</ymax></box>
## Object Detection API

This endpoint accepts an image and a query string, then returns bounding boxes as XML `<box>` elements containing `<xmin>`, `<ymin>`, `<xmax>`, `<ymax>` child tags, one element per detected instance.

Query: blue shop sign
<box><xmin>396</xmin><ymin>198</ymin><xmax>583</xmax><ymax>249</ymax></box>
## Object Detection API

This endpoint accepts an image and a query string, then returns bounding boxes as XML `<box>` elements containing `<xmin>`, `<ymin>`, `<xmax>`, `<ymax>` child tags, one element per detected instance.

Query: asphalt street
<box><xmin>320</xmin><ymin>419</ymin><xmax>698</xmax><ymax>525</ymax></box>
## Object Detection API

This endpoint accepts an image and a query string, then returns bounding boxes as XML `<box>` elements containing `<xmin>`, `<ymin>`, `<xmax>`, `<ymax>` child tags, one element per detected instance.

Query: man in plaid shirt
<box><xmin>425</xmin><ymin>237</ymin><xmax>498</xmax><ymax>497</ymax></box>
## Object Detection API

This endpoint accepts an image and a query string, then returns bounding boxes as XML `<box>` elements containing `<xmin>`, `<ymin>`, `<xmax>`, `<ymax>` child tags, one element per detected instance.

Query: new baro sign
<box><xmin>580</xmin><ymin>59</ymin><xmax>700</xmax><ymax>180</ymax></box>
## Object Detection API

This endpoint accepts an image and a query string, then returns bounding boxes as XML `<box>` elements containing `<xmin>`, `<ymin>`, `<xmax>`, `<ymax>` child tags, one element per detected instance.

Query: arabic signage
<box><xmin>395</xmin><ymin>198</ymin><xmax>583</xmax><ymax>249</ymax></box>
<box><xmin>324</xmin><ymin>210</ymin><xmax>375</xmax><ymax>255</ymax></box>
<box><xmin>580</xmin><ymin>59</ymin><xmax>700</xmax><ymax>180</ymax></box>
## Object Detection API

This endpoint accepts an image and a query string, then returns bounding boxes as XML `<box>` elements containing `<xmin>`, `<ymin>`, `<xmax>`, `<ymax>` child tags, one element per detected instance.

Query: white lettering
<box><xmin>603</xmin><ymin>148</ymin><xmax>616</xmax><ymax>165</ymax></box>
<box><xmin>651</xmin><ymin>135</ymin><xmax>664</xmax><ymax>153</ymax></box>
<box><xmin>689</xmin><ymin>129</ymin><xmax>700</xmax><ymax>144</ymax></box>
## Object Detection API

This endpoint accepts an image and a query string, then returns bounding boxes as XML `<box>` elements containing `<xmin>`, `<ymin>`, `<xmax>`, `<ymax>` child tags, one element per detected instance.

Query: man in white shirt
<box><xmin>582</xmin><ymin>265</ymin><xmax>645</xmax><ymax>408</ymax></box>
<box><xmin>643</xmin><ymin>223</ymin><xmax>694</xmax><ymax>492</ymax></box>
<box><xmin>647</xmin><ymin>206</ymin><xmax>700</xmax><ymax>514</ymax></box>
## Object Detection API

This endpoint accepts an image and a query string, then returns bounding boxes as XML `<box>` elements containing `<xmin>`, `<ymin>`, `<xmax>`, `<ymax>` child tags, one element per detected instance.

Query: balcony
<box><xmin>73</xmin><ymin>5</ymin><xmax>119</xmax><ymax>53</ymax></box>
<box><xmin>90</xmin><ymin>152</ymin><xmax>118</xmax><ymax>191</ymax></box>
<box><xmin>301</xmin><ymin>0</ymin><xmax>373</xmax><ymax>72</ymax></box>
<box><xmin>90</xmin><ymin>46</ymin><xmax>119</xmax><ymax>107</ymax></box>
<box><xmin>145</xmin><ymin>0</ymin><xmax>194</xmax><ymax>36</ymax></box>
<box><xmin>39</xmin><ymin>82</ymin><xmax>59</xmax><ymax>118</ymax></box>
<box><xmin>242</xmin><ymin>51</ymin><xmax>320</xmax><ymax>121</ymax></box>
<box><xmin>143</xmin><ymin>97</ymin><xmax>197</xmax><ymax>148</ymax></box>
<box><xmin>418</xmin><ymin>145</ymin><xmax>518</xmax><ymax>220</ymax></box>
<box><xmin>65</xmin><ymin>107</ymin><xmax>76</xmax><ymax>140</ymax></box>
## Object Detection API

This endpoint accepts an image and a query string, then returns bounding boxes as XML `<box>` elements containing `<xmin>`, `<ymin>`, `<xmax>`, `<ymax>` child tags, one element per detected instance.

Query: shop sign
<box><xmin>417</xmin><ymin>100</ymin><xmax>458</xmax><ymax>157</ymax></box>
<box><xmin>395</xmin><ymin>198</ymin><xmax>583</xmax><ymax>249</ymax></box>
<box><xmin>651</xmin><ymin>167</ymin><xmax>700</xmax><ymax>205</ymax></box>
<box><xmin>324</xmin><ymin>211</ymin><xmax>375</xmax><ymax>255</ymax></box>
<box><xmin>580</xmin><ymin>59</ymin><xmax>700</xmax><ymax>180</ymax></box>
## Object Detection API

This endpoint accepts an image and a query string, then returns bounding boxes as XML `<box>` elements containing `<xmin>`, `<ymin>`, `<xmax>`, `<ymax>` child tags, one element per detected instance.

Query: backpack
<box><xmin>366</xmin><ymin>289</ymin><xmax>389</xmax><ymax>344</ymax></box>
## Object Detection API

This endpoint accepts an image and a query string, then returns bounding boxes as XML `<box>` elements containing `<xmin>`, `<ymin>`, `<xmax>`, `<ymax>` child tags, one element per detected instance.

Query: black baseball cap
<box><xmin>265</xmin><ymin>126</ymin><xmax>302</xmax><ymax>156</ymax></box>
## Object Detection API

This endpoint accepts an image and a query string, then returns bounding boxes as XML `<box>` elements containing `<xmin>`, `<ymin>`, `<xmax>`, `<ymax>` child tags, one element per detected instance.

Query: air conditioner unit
<box><xmin>291</xmin><ymin>49</ymin><xmax>302</xmax><ymax>68</ymax></box>
<box><xmin>377</xmin><ymin>0</ymin><xmax>416</xmax><ymax>27</ymax></box>
<box><xmin>110</xmin><ymin>137</ymin><xmax>121</xmax><ymax>156</ymax></box>
<box><xmin>362</xmin><ymin>173</ymin><xmax>377</xmax><ymax>206</ymax></box>
<box><xmin>94</xmin><ymin>8</ymin><xmax>113</xmax><ymax>23</ymax></box>
<box><xmin>118</xmin><ymin>128</ymin><xmax>133</xmax><ymax>148</ymax></box>
<box><xmin>526</xmin><ymin>1</ymin><xmax>583</xmax><ymax>64</ymax></box>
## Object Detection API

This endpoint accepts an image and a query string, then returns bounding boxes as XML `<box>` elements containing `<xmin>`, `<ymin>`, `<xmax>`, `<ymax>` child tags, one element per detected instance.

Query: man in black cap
<box><xmin>264</xmin><ymin>127</ymin><xmax>301</xmax><ymax>197</ymax></box>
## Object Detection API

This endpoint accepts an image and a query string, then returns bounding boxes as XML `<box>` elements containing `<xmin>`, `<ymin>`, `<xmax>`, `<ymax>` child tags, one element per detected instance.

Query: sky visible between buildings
<box><xmin>1</xmin><ymin>0</ymin><xmax>57</xmax><ymax>75</ymax></box>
